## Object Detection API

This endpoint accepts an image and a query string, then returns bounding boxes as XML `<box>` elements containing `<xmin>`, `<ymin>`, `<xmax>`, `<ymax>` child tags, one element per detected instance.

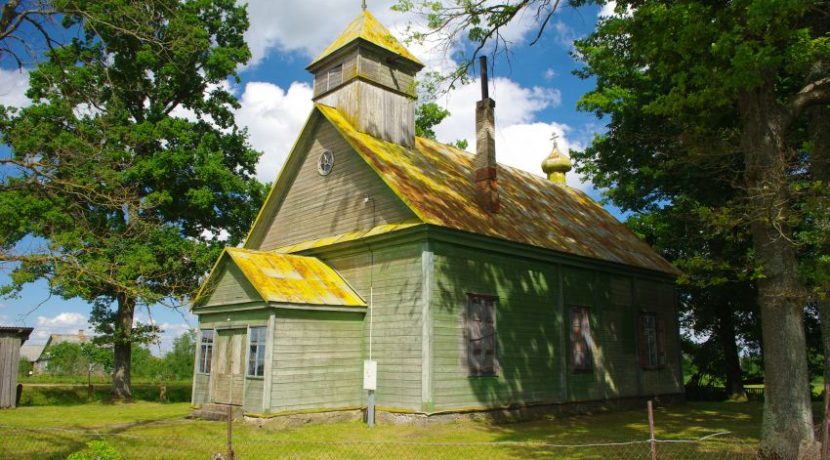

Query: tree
<box><xmin>628</xmin><ymin>207</ymin><xmax>758</xmax><ymax>399</ymax></box>
<box><xmin>414</xmin><ymin>73</ymin><xmax>469</xmax><ymax>149</ymax></box>
<box><xmin>573</xmin><ymin>2</ymin><xmax>829</xmax><ymax>456</ymax></box>
<box><xmin>162</xmin><ymin>330</ymin><xmax>195</xmax><ymax>381</ymax></box>
<box><xmin>44</xmin><ymin>342</ymin><xmax>87</xmax><ymax>376</ymax></box>
<box><xmin>395</xmin><ymin>0</ymin><xmax>830</xmax><ymax>456</ymax></box>
<box><xmin>0</xmin><ymin>0</ymin><xmax>265</xmax><ymax>400</ymax></box>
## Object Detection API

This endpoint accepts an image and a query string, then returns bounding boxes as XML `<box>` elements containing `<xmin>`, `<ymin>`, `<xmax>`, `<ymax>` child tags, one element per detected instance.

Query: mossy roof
<box><xmin>195</xmin><ymin>248</ymin><xmax>365</xmax><ymax>308</ymax></box>
<box><xmin>308</xmin><ymin>10</ymin><xmax>423</xmax><ymax>68</ymax></box>
<box><xmin>315</xmin><ymin>104</ymin><xmax>679</xmax><ymax>275</ymax></box>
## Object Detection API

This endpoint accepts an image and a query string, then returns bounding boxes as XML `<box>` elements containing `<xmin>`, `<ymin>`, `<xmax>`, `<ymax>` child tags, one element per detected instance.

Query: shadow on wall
<box><xmin>431</xmin><ymin>243</ymin><xmax>647</xmax><ymax>411</ymax></box>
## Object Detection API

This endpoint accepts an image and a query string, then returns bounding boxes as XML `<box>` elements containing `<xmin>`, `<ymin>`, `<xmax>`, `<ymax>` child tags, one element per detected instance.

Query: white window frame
<box><xmin>197</xmin><ymin>329</ymin><xmax>214</xmax><ymax>374</ymax></box>
<box><xmin>246</xmin><ymin>326</ymin><xmax>267</xmax><ymax>378</ymax></box>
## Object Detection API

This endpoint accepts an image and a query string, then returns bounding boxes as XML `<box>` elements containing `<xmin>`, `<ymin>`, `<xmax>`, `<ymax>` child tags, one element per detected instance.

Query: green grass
<box><xmin>0</xmin><ymin>401</ymin><xmax>772</xmax><ymax>459</ymax></box>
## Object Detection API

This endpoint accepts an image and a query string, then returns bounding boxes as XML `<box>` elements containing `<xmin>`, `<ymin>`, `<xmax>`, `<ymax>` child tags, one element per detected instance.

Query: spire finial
<box><xmin>550</xmin><ymin>131</ymin><xmax>560</xmax><ymax>148</ymax></box>
<box><xmin>362</xmin><ymin>0</ymin><xmax>367</xmax><ymax>11</ymax></box>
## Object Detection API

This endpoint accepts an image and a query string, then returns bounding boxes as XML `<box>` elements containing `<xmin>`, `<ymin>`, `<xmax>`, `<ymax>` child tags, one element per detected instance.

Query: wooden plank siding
<box><xmin>634</xmin><ymin>279</ymin><xmax>684</xmax><ymax>395</ymax></box>
<box><xmin>269</xmin><ymin>310</ymin><xmax>364</xmax><ymax>412</ymax></box>
<box><xmin>323</xmin><ymin>241</ymin><xmax>425</xmax><ymax>411</ymax></box>
<box><xmin>315</xmin><ymin>80</ymin><xmax>415</xmax><ymax>147</ymax></box>
<box><xmin>357</xmin><ymin>48</ymin><xmax>416</xmax><ymax>97</ymax></box>
<box><xmin>257</xmin><ymin>119</ymin><xmax>415</xmax><ymax>251</ymax></box>
<box><xmin>200</xmin><ymin>265</ymin><xmax>262</xmax><ymax>307</ymax></box>
<box><xmin>428</xmin><ymin>241</ymin><xmax>683</xmax><ymax>413</ymax></box>
<box><xmin>192</xmin><ymin>374</ymin><xmax>210</xmax><ymax>405</ymax></box>
<box><xmin>0</xmin><ymin>336</ymin><xmax>22</xmax><ymax>408</ymax></box>
<box><xmin>429</xmin><ymin>242</ymin><xmax>563</xmax><ymax>411</ymax></box>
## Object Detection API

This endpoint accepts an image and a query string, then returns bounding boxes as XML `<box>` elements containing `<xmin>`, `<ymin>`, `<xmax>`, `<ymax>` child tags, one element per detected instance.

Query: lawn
<box><xmin>0</xmin><ymin>401</ymin><xmax>769</xmax><ymax>459</ymax></box>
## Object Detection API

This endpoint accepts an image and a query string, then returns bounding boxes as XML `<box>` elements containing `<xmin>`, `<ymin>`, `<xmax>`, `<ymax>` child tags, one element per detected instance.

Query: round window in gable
<box><xmin>317</xmin><ymin>150</ymin><xmax>334</xmax><ymax>176</ymax></box>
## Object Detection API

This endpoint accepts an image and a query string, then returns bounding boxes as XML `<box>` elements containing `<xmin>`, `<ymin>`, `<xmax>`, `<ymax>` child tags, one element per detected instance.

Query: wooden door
<box><xmin>211</xmin><ymin>329</ymin><xmax>246</xmax><ymax>405</ymax></box>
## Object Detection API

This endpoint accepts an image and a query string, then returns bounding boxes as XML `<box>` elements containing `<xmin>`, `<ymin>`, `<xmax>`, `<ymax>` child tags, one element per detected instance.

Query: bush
<box><xmin>18</xmin><ymin>383</ymin><xmax>192</xmax><ymax>406</ymax></box>
<box><xmin>67</xmin><ymin>440</ymin><xmax>122</xmax><ymax>460</ymax></box>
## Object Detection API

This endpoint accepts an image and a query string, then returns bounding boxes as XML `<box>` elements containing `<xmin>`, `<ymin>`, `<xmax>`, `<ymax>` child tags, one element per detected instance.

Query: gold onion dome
<box><xmin>541</xmin><ymin>137</ymin><xmax>571</xmax><ymax>185</ymax></box>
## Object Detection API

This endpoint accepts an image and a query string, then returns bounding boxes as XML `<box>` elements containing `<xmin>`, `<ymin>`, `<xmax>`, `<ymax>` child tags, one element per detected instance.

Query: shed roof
<box><xmin>0</xmin><ymin>326</ymin><xmax>33</xmax><ymax>343</ymax></box>
<box><xmin>308</xmin><ymin>10</ymin><xmax>423</xmax><ymax>69</ymax></box>
<box><xmin>315</xmin><ymin>104</ymin><xmax>679</xmax><ymax>275</ymax></box>
<box><xmin>196</xmin><ymin>248</ymin><xmax>366</xmax><ymax>308</ymax></box>
<box><xmin>19</xmin><ymin>344</ymin><xmax>45</xmax><ymax>362</ymax></box>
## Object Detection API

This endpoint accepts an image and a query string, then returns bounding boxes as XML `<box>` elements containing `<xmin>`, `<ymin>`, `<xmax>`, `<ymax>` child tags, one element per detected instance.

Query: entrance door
<box><xmin>211</xmin><ymin>328</ymin><xmax>246</xmax><ymax>405</ymax></box>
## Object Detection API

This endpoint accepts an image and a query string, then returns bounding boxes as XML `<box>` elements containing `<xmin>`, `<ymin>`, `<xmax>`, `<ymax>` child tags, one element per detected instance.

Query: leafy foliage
<box><xmin>0</xmin><ymin>0</ymin><xmax>266</xmax><ymax>397</ymax></box>
<box><xmin>414</xmin><ymin>73</ymin><xmax>469</xmax><ymax>149</ymax></box>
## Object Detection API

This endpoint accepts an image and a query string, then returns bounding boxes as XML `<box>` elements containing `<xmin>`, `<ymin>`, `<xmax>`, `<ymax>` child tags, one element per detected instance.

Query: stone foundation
<box><xmin>240</xmin><ymin>393</ymin><xmax>686</xmax><ymax>427</ymax></box>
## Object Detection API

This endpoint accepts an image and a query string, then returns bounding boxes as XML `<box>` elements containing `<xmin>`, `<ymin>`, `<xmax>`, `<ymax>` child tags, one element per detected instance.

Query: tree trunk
<box><xmin>810</xmin><ymin>105</ymin><xmax>830</xmax><ymax>388</ymax></box>
<box><xmin>718</xmin><ymin>307</ymin><xmax>745</xmax><ymax>398</ymax></box>
<box><xmin>111</xmin><ymin>294</ymin><xmax>135</xmax><ymax>401</ymax></box>
<box><xmin>740</xmin><ymin>86</ymin><xmax>818</xmax><ymax>459</ymax></box>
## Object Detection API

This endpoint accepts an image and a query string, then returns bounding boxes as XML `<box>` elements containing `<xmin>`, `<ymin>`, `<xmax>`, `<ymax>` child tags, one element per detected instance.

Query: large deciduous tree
<box><xmin>0</xmin><ymin>0</ymin><xmax>265</xmax><ymax>400</ymax></box>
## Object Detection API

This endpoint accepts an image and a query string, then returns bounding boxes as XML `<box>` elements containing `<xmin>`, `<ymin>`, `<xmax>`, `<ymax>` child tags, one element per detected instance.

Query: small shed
<box><xmin>0</xmin><ymin>326</ymin><xmax>34</xmax><ymax>408</ymax></box>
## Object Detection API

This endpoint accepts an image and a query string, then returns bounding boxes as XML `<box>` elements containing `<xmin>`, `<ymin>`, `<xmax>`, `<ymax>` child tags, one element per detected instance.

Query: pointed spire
<box><xmin>541</xmin><ymin>133</ymin><xmax>571</xmax><ymax>185</ymax></box>
<box><xmin>362</xmin><ymin>0</ymin><xmax>367</xmax><ymax>11</ymax></box>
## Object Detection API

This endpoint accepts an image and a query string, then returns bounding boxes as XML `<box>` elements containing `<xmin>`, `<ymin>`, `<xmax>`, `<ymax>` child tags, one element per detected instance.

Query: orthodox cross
<box><xmin>550</xmin><ymin>132</ymin><xmax>560</xmax><ymax>148</ymax></box>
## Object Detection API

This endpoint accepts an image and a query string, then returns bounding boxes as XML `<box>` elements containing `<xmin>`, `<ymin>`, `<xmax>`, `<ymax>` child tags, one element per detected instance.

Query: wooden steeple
<box><xmin>306</xmin><ymin>10</ymin><xmax>424</xmax><ymax>147</ymax></box>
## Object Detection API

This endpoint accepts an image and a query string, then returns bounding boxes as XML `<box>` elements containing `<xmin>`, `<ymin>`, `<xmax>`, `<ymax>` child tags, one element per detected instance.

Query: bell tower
<box><xmin>306</xmin><ymin>10</ymin><xmax>424</xmax><ymax>147</ymax></box>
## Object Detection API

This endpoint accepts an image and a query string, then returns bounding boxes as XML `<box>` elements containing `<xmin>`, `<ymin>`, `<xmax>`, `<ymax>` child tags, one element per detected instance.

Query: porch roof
<box><xmin>195</xmin><ymin>248</ymin><xmax>366</xmax><ymax>308</ymax></box>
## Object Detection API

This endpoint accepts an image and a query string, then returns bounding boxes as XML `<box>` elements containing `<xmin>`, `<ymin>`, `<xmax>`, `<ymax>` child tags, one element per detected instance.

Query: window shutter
<box><xmin>658</xmin><ymin>317</ymin><xmax>667</xmax><ymax>368</ymax></box>
<box><xmin>327</xmin><ymin>64</ymin><xmax>343</xmax><ymax>89</ymax></box>
<box><xmin>638</xmin><ymin>314</ymin><xmax>649</xmax><ymax>369</ymax></box>
<box><xmin>482</xmin><ymin>298</ymin><xmax>496</xmax><ymax>375</ymax></box>
<box><xmin>571</xmin><ymin>309</ymin><xmax>582</xmax><ymax>369</ymax></box>
<box><xmin>466</xmin><ymin>295</ymin><xmax>497</xmax><ymax>376</ymax></box>
<box><xmin>467</xmin><ymin>297</ymin><xmax>482</xmax><ymax>375</ymax></box>
<box><xmin>581</xmin><ymin>309</ymin><xmax>592</xmax><ymax>367</ymax></box>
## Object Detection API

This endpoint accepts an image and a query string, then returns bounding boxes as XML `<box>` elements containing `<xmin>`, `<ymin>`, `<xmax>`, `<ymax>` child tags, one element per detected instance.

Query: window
<box><xmin>570</xmin><ymin>306</ymin><xmax>593</xmax><ymax>372</ymax></box>
<box><xmin>639</xmin><ymin>313</ymin><xmax>666</xmax><ymax>369</ymax></box>
<box><xmin>198</xmin><ymin>329</ymin><xmax>213</xmax><ymax>374</ymax></box>
<box><xmin>247</xmin><ymin>327</ymin><xmax>266</xmax><ymax>378</ymax></box>
<box><xmin>466</xmin><ymin>294</ymin><xmax>497</xmax><ymax>376</ymax></box>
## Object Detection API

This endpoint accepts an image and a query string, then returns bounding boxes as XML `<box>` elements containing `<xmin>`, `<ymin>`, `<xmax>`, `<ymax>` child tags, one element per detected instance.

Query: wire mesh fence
<box><xmin>0</xmin><ymin>422</ymin><xmax>759</xmax><ymax>460</ymax></box>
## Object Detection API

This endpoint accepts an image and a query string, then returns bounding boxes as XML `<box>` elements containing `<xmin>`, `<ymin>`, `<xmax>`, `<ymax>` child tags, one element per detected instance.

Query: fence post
<box><xmin>822</xmin><ymin>383</ymin><xmax>829</xmax><ymax>460</ymax></box>
<box><xmin>648</xmin><ymin>400</ymin><xmax>657</xmax><ymax>460</ymax></box>
<box><xmin>226</xmin><ymin>404</ymin><xmax>235</xmax><ymax>460</ymax></box>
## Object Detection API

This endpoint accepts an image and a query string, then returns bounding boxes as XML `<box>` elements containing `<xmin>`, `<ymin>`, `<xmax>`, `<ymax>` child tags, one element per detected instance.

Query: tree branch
<box><xmin>790</xmin><ymin>76</ymin><xmax>830</xmax><ymax>122</ymax></box>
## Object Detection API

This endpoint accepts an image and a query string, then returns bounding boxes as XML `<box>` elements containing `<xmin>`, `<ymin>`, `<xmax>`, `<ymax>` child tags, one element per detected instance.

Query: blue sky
<box><xmin>0</xmin><ymin>0</ymin><xmax>619</xmax><ymax>353</ymax></box>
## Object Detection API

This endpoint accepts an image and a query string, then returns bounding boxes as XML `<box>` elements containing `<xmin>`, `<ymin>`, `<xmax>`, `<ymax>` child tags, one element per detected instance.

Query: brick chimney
<box><xmin>474</xmin><ymin>56</ymin><xmax>499</xmax><ymax>213</ymax></box>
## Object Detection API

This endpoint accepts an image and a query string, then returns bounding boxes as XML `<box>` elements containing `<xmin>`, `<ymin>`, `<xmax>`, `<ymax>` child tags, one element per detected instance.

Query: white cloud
<box><xmin>598</xmin><ymin>1</ymin><xmax>634</xmax><ymax>18</ymax></box>
<box><xmin>34</xmin><ymin>312</ymin><xmax>90</xmax><ymax>339</ymax></box>
<box><xmin>553</xmin><ymin>21</ymin><xmax>578</xmax><ymax>50</ymax></box>
<box><xmin>427</xmin><ymin>76</ymin><xmax>598</xmax><ymax>190</ymax></box>
<box><xmin>432</xmin><ymin>77</ymin><xmax>561</xmax><ymax>148</ymax></box>
<box><xmin>244</xmin><ymin>0</ymin><xmax>400</xmax><ymax>66</ymax></box>
<box><xmin>543</xmin><ymin>68</ymin><xmax>557</xmax><ymax>80</ymax></box>
<box><xmin>235</xmin><ymin>81</ymin><xmax>314</xmax><ymax>182</ymax></box>
<box><xmin>0</xmin><ymin>68</ymin><xmax>30</xmax><ymax>108</ymax></box>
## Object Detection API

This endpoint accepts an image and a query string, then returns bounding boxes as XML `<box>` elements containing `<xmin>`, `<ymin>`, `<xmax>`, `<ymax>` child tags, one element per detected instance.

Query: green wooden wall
<box><xmin>200</xmin><ymin>264</ymin><xmax>262</xmax><ymax>307</ymax></box>
<box><xmin>428</xmin><ymin>241</ymin><xmax>683</xmax><ymax>412</ymax></box>
<box><xmin>322</xmin><ymin>241</ymin><xmax>425</xmax><ymax>411</ymax></box>
<box><xmin>269</xmin><ymin>309</ymin><xmax>364</xmax><ymax>413</ymax></box>
<box><xmin>428</xmin><ymin>241</ymin><xmax>563</xmax><ymax>411</ymax></box>
<box><xmin>256</xmin><ymin>119</ymin><xmax>415</xmax><ymax>251</ymax></box>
